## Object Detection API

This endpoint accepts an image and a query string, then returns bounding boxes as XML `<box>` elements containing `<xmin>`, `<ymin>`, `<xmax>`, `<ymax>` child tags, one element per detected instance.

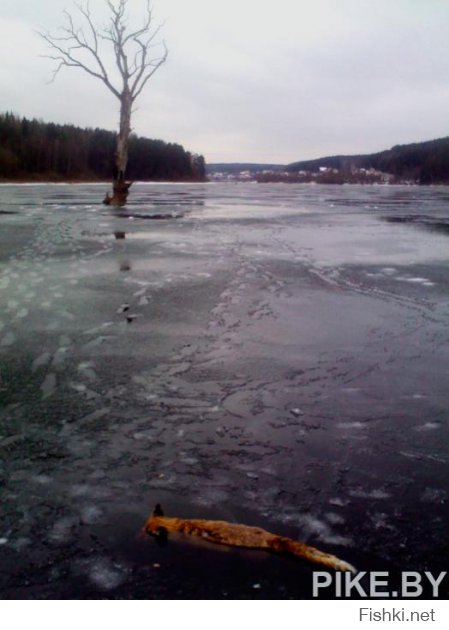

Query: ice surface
<box><xmin>2</xmin><ymin>182</ymin><xmax>449</xmax><ymax>598</ymax></box>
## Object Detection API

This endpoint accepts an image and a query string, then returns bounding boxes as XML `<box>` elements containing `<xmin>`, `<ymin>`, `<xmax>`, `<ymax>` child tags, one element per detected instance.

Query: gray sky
<box><xmin>1</xmin><ymin>0</ymin><xmax>449</xmax><ymax>163</ymax></box>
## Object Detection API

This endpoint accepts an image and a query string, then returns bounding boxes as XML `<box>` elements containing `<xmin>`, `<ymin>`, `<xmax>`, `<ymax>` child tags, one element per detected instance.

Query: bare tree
<box><xmin>39</xmin><ymin>0</ymin><xmax>168</xmax><ymax>205</ymax></box>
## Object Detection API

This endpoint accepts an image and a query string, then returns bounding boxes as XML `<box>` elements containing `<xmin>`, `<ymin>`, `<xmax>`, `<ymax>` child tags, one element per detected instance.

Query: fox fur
<box><xmin>145</xmin><ymin>505</ymin><xmax>355</xmax><ymax>572</ymax></box>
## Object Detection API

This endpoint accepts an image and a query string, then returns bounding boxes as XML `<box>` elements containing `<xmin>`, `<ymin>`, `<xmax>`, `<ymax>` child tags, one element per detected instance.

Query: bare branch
<box><xmin>132</xmin><ymin>39</ymin><xmax>168</xmax><ymax>99</ymax></box>
<box><xmin>38</xmin><ymin>4</ymin><xmax>123</xmax><ymax>99</ymax></box>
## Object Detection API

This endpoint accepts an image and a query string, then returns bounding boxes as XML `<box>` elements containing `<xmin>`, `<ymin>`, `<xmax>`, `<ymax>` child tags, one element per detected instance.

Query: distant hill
<box><xmin>288</xmin><ymin>136</ymin><xmax>449</xmax><ymax>184</ymax></box>
<box><xmin>0</xmin><ymin>112</ymin><xmax>206</xmax><ymax>182</ymax></box>
<box><xmin>210</xmin><ymin>136</ymin><xmax>449</xmax><ymax>184</ymax></box>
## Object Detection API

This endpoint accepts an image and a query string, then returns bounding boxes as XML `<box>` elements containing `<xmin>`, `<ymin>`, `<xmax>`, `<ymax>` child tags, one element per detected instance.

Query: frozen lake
<box><xmin>1</xmin><ymin>182</ymin><xmax>449</xmax><ymax>598</ymax></box>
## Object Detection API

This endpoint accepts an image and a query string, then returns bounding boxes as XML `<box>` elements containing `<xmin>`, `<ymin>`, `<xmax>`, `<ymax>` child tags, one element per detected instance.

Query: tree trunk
<box><xmin>103</xmin><ymin>93</ymin><xmax>133</xmax><ymax>206</ymax></box>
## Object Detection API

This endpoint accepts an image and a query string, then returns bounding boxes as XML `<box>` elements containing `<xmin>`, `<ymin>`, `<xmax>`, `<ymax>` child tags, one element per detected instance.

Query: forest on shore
<box><xmin>286</xmin><ymin>136</ymin><xmax>449</xmax><ymax>184</ymax></box>
<box><xmin>0</xmin><ymin>112</ymin><xmax>206</xmax><ymax>182</ymax></box>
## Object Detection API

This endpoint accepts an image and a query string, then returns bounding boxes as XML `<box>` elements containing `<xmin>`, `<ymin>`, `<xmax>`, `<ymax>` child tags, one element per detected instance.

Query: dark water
<box><xmin>1</xmin><ymin>182</ymin><xmax>449</xmax><ymax>599</ymax></box>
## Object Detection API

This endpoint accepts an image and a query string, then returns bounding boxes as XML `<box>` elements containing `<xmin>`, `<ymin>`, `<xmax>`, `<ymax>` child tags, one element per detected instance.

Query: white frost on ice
<box><xmin>414</xmin><ymin>422</ymin><xmax>440</xmax><ymax>432</ymax></box>
<box><xmin>32</xmin><ymin>474</ymin><xmax>52</xmax><ymax>485</ymax></box>
<box><xmin>421</xmin><ymin>487</ymin><xmax>446</xmax><ymax>503</ymax></box>
<box><xmin>48</xmin><ymin>517</ymin><xmax>78</xmax><ymax>543</ymax></box>
<box><xmin>380</xmin><ymin>267</ymin><xmax>397</xmax><ymax>275</ymax></box>
<box><xmin>69</xmin><ymin>381</ymin><xmax>87</xmax><ymax>392</ymax></box>
<box><xmin>31</xmin><ymin>352</ymin><xmax>51</xmax><ymax>372</ymax></box>
<box><xmin>349</xmin><ymin>488</ymin><xmax>391</xmax><ymax>500</ymax></box>
<box><xmin>15</xmin><ymin>308</ymin><xmax>29</xmax><ymax>319</ymax></box>
<box><xmin>80</xmin><ymin>505</ymin><xmax>103</xmax><ymax>524</ymax></box>
<box><xmin>41</xmin><ymin>373</ymin><xmax>57</xmax><ymax>398</ymax></box>
<box><xmin>337</xmin><ymin>421</ymin><xmax>364</xmax><ymax>429</ymax></box>
<box><xmin>329</xmin><ymin>497</ymin><xmax>348</xmax><ymax>507</ymax></box>
<box><xmin>1</xmin><ymin>332</ymin><xmax>15</xmax><ymax>346</ymax></box>
<box><xmin>88</xmin><ymin>559</ymin><xmax>126</xmax><ymax>591</ymax></box>
<box><xmin>299</xmin><ymin>514</ymin><xmax>353</xmax><ymax>547</ymax></box>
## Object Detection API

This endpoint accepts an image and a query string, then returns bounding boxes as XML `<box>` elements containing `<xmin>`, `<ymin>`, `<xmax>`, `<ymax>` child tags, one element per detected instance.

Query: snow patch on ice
<box><xmin>48</xmin><ymin>517</ymin><xmax>78</xmax><ymax>543</ymax></box>
<box><xmin>80</xmin><ymin>505</ymin><xmax>103</xmax><ymax>524</ymax></box>
<box><xmin>41</xmin><ymin>373</ymin><xmax>57</xmax><ymax>398</ymax></box>
<box><xmin>414</xmin><ymin>422</ymin><xmax>440</xmax><ymax>432</ymax></box>
<box><xmin>32</xmin><ymin>352</ymin><xmax>51</xmax><ymax>371</ymax></box>
<box><xmin>337</xmin><ymin>421</ymin><xmax>364</xmax><ymax>429</ymax></box>
<box><xmin>421</xmin><ymin>487</ymin><xmax>446</xmax><ymax>503</ymax></box>
<box><xmin>1</xmin><ymin>332</ymin><xmax>15</xmax><ymax>346</ymax></box>
<box><xmin>88</xmin><ymin>558</ymin><xmax>126</xmax><ymax>591</ymax></box>
<box><xmin>299</xmin><ymin>514</ymin><xmax>352</xmax><ymax>547</ymax></box>
<box><xmin>349</xmin><ymin>488</ymin><xmax>391</xmax><ymax>500</ymax></box>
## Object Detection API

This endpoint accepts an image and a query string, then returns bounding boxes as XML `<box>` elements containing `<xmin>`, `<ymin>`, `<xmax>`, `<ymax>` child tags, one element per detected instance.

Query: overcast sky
<box><xmin>1</xmin><ymin>0</ymin><xmax>449</xmax><ymax>163</ymax></box>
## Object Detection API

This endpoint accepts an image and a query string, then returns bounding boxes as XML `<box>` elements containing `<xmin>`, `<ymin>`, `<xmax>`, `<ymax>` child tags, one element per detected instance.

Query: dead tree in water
<box><xmin>39</xmin><ymin>0</ymin><xmax>167</xmax><ymax>205</ymax></box>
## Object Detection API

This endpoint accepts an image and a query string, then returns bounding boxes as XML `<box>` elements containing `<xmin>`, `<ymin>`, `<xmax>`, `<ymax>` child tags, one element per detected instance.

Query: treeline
<box><xmin>287</xmin><ymin>136</ymin><xmax>449</xmax><ymax>184</ymax></box>
<box><xmin>361</xmin><ymin>138</ymin><xmax>449</xmax><ymax>184</ymax></box>
<box><xmin>0</xmin><ymin>112</ymin><xmax>206</xmax><ymax>182</ymax></box>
